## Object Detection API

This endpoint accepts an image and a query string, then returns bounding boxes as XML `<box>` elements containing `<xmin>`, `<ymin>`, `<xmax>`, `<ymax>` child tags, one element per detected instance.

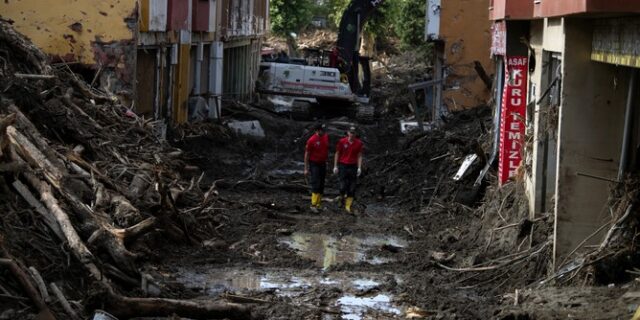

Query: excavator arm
<box><xmin>335</xmin><ymin>0</ymin><xmax>384</xmax><ymax>96</ymax></box>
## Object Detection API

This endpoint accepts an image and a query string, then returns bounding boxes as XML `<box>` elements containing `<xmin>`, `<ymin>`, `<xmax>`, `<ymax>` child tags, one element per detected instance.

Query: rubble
<box><xmin>0</xmin><ymin>19</ymin><xmax>258</xmax><ymax>319</ymax></box>
<box><xmin>2</xmin><ymin>18</ymin><xmax>639</xmax><ymax>320</ymax></box>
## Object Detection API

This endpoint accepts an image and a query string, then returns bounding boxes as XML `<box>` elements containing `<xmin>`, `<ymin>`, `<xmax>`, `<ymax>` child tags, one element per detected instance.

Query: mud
<box><xmin>0</xmin><ymin>19</ymin><xmax>637</xmax><ymax>320</ymax></box>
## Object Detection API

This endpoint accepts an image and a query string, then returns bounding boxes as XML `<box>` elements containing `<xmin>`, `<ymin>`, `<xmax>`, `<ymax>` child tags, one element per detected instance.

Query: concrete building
<box><xmin>0</xmin><ymin>0</ymin><xmax>268</xmax><ymax>125</ymax></box>
<box><xmin>425</xmin><ymin>0</ymin><xmax>495</xmax><ymax>112</ymax></box>
<box><xmin>489</xmin><ymin>0</ymin><xmax>640</xmax><ymax>269</ymax></box>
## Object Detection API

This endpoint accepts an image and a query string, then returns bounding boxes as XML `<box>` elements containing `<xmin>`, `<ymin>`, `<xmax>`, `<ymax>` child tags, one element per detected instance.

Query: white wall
<box><xmin>553</xmin><ymin>18</ymin><xmax>628</xmax><ymax>268</ymax></box>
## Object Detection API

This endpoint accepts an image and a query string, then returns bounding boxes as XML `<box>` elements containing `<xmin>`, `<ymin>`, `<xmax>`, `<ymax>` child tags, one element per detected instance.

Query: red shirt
<box><xmin>336</xmin><ymin>137</ymin><xmax>363</xmax><ymax>165</ymax></box>
<box><xmin>306</xmin><ymin>133</ymin><xmax>329</xmax><ymax>162</ymax></box>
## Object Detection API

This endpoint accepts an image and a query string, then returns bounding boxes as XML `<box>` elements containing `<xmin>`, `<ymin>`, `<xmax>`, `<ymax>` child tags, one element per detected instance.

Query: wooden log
<box><xmin>103</xmin><ymin>295</ymin><xmax>255</xmax><ymax>320</ymax></box>
<box><xmin>0</xmin><ymin>21</ymin><xmax>51</xmax><ymax>74</ymax></box>
<box><xmin>14</xmin><ymin>73</ymin><xmax>56</xmax><ymax>79</ymax></box>
<box><xmin>116</xmin><ymin>217</ymin><xmax>158</xmax><ymax>244</ymax></box>
<box><xmin>49</xmin><ymin>283</ymin><xmax>81</xmax><ymax>320</ymax></box>
<box><xmin>0</xmin><ymin>113</ymin><xmax>16</xmax><ymax>157</ymax></box>
<box><xmin>8</xmin><ymin>106</ymin><xmax>67</xmax><ymax>171</ymax></box>
<box><xmin>7</xmin><ymin>126</ymin><xmax>65</xmax><ymax>188</ymax></box>
<box><xmin>12</xmin><ymin>180</ymin><xmax>64</xmax><ymax>239</ymax></box>
<box><xmin>27</xmin><ymin>267</ymin><xmax>50</xmax><ymax>303</ymax></box>
<box><xmin>20</xmin><ymin>171</ymin><xmax>105</xmax><ymax>283</ymax></box>
<box><xmin>8</xmin><ymin>130</ymin><xmax>139</xmax><ymax>275</ymax></box>
<box><xmin>0</xmin><ymin>243</ymin><xmax>56</xmax><ymax>320</ymax></box>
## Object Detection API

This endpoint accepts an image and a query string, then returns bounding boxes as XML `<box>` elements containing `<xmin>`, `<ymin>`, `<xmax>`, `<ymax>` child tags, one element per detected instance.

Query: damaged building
<box><xmin>489</xmin><ymin>0</ymin><xmax>640</xmax><ymax>269</ymax></box>
<box><xmin>0</xmin><ymin>0</ymin><xmax>268</xmax><ymax>125</ymax></box>
<box><xmin>425</xmin><ymin>0</ymin><xmax>495</xmax><ymax>112</ymax></box>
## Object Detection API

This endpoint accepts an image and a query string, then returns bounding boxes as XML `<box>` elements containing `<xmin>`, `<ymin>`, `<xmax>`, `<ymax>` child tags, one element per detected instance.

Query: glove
<box><xmin>333</xmin><ymin>167</ymin><xmax>339</xmax><ymax>175</ymax></box>
<box><xmin>357</xmin><ymin>168</ymin><xmax>362</xmax><ymax>177</ymax></box>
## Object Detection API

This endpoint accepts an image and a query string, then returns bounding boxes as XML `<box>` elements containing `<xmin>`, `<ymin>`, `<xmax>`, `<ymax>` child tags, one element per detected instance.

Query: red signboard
<box><xmin>499</xmin><ymin>56</ymin><xmax>528</xmax><ymax>184</ymax></box>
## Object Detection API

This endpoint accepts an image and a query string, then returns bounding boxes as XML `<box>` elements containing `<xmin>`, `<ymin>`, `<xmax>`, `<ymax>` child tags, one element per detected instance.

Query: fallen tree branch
<box><xmin>437</xmin><ymin>242</ymin><xmax>549</xmax><ymax>272</ymax></box>
<box><xmin>223</xmin><ymin>293</ymin><xmax>271</xmax><ymax>304</ymax></box>
<box><xmin>14</xmin><ymin>73</ymin><xmax>56</xmax><ymax>79</ymax></box>
<box><xmin>102</xmin><ymin>295</ymin><xmax>256</xmax><ymax>319</ymax></box>
<box><xmin>20</xmin><ymin>170</ymin><xmax>105</xmax><ymax>283</ymax></box>
<box><xmin>27</xmin><ymin>267</ymin><xmax>50</xmax><ymax>303</ymax></box>
<box><xmin>49</xmin><ymin>283</ymin><xmax>81</xmax><ymax>320</ymax></box>
<box><xmin>8</xmin><ymin>126</ymin><xmax>140</xmax><ymax>275</ymax></box>
<box><xmin>0</xmin><ymin>242</ymin><xmax>56</xmax><ymax>320</ymax></box>
<box><xmin>12</xmin><ymin>180</ymin><xmax>64</xmax><ymax>239</ymax></box>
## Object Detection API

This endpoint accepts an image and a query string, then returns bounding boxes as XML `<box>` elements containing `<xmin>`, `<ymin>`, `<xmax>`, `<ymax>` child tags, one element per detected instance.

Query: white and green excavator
<box><xmin>257</xmin><ymin>0</ymin><xmax>383</xmax><ymax>122</ymax></box>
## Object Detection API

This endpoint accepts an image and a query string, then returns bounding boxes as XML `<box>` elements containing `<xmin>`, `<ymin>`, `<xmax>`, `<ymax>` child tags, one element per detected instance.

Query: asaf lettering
<box><xmin>498</xmin><ymin>56</ymin><xmax>528</xmax><ymax>184</ymax></box>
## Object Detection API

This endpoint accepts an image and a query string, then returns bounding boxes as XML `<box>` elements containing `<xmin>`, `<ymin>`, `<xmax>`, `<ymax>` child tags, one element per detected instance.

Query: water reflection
<box><xmin>280</xmin><ymin>232</ymin><xmax>407</xmax><ymax>269</ymax></box>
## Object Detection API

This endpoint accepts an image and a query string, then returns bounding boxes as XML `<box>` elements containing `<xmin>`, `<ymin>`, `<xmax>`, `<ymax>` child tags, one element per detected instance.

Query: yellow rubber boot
<box><xmin>345</xmin><ymin>197</ymin><xmax>354</xmax><ymax>213</ymax></box>
<box><xmin>316</xmin><ymin>194</ymin><xmax>323</xmax><ymax>208</ymax></box>
<box><xmin>311</xmin><ymin>193</ymin><xmax>319</xmax><ymax>207</ymax></box>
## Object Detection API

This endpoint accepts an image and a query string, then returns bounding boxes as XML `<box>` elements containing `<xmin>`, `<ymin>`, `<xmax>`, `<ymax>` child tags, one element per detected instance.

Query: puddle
<box><xmin>171</xmin><ymin>267</ymin><xmax>404</xmax><ymax>318</ymax></box>
<box><xmin>280</xmin><ymin>233</ymin><xmax>408</xmax><ymax>269</ymax></box>
<box><xmin>338</xmin><ymin>294</ymin><xmax>402</xmax><ymax>320</ymax></box>
<box><xmin>173</xmin><ymin>268</ymin><xmax>312</xmax><ymax>297</ymax></box>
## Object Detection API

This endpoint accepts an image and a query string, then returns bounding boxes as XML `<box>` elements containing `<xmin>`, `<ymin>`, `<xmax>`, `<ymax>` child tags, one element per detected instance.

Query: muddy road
<box><xmin>132</xmin><ymin>107</ymin><xmax>570</xmax><ymax>320</ymax></box>
<box><xmin>0</xmin><ymin>19</ymin><xmax>635</xmax><ymax>318</ymax></box>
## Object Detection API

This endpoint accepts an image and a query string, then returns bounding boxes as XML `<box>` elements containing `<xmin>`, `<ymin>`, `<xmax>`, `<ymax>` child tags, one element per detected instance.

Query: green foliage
<box><xmin>270</xmin><ymin>0</ymin><xmax>429</xmax><ymax>53</ymax></box>
<box><xmin>327</xmin><ymin>0</ymin><xmax>350</xmax><ymax>28</ymax></box>
<box><xmin>270</xmin><ymin>0</ymin><xmax>315</xmax><ymax>37</ymax></box>
<box><xmin>325</xmin><ymin>0</ymin><xmax>397</xmax><ymax>36</ymax></box>
<box><xmin>396</xmin><ymin>0</ymin><xmax>427</xmax><ymax>50</ymax></box>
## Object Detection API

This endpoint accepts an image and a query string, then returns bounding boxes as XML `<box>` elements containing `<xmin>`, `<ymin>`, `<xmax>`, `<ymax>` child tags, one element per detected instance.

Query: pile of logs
<box><xmin>0</xmin><ymin>19</ymin><xmax>256</xmax><ymax>319</ymax></box>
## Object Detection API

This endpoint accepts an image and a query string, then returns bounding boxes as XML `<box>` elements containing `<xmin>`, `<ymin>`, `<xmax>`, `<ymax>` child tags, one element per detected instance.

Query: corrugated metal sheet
<box><xmin>149</xmin><ymin>0</ymin><xmax>169</xmax><ymax>31</ymax></box>
<box><xmin>220</xmin><ymin>0</ymin><xmax>267</xmax><ymax>39</ymax></box>
<box><xmin>168</xmin><ymin>0</ymin><xmax>192</xmax><ymax>31</ymax></box>
<box><xmin>592</xmin><ymin>17</ymin><xmax>640</xmax><ymax>68</ymax></box>
<box><xmin>141</xmin><ymin>0</ymin><xmax>168</xmax><ymax>32</ymax></box>
<box><xmin>193</xmin><ymin>0</ymin><xmax>212</xmax><ymax>32</ymax></box>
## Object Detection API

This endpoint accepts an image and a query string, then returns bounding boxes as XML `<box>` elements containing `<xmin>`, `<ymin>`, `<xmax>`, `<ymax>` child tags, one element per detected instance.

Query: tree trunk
<box><xmin>286</xmin><ymin>35</ymin><xmax>298</xmax><ymax>58</ymax></box>
<box><xmin>103</xmin><ymin>295</ymin><xmax>256</xmax><ymax>320</ymax></box>
<box><xmin>360</xmin><ymin>30</ymin><xmax>376</xmax><ymax>58</ymax></box>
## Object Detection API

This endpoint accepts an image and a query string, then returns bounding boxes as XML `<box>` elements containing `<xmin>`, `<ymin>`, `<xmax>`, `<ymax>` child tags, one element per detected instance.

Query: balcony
<box><xmin>538</xmin><ymin>0</ymin><xmax>640</xmax><ymax>18</ymax></box>
<box><xmin>489</xmin><ymin>0</ymin><xmax>534</xmax><ymax>20</ymax></box>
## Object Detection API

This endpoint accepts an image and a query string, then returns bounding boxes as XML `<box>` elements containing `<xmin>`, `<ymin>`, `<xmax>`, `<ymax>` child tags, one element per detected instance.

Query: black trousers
<box><xmin>339</xmin><ymin>163</ymin><xmax>358</xmax><ymax>197</ymax></box>
<box><xmin>309</xmin><ymin>161</ymin><xmax>326</xmax><ymax>194</ymax></box>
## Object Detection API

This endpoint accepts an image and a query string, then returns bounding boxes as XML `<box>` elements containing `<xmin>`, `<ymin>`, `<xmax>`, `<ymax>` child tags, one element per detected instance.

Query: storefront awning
<box><xmin>591</xmin><ymin>17</ymin><xmax>640</xmax><ymax>68</ymax></box>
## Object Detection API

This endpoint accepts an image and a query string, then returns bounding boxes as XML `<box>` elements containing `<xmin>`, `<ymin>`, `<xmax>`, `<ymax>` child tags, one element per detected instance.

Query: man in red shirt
<box><xmin>304</xmin><ymin>123</ymin><xmax>329</xmax><ymax>212</ymax></box>
<box><xmin>333</xmin><ymin>126</ymin><xmax>363</xmax><ymax>213</ymax></box>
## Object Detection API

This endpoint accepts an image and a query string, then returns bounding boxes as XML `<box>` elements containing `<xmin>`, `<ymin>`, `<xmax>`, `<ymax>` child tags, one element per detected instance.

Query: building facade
<box><xmin>0</xmin><ymin>0</ymin><xmax>268</xmax><ymax>125</ymax></box>
<box><xmin>489</xmin><ymin>0</ymin><xmax>640</xmax><ymax>269</ymax></box>
<box><xmin>426</xmin><ymin>0</ymin><xmax>495</xmax><ymax>112</ymax></box>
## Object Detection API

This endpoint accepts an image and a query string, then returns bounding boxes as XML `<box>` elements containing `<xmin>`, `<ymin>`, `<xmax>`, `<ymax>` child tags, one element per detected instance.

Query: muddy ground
<box><xmin>1</xmin><ymin>20</ymin><xmax>639</xmax><ymax>320</ymax></box>
<box><xmin>140</xmin><ymin>106</ymin><xmax>640</xmax><ymax>320</ymax></box>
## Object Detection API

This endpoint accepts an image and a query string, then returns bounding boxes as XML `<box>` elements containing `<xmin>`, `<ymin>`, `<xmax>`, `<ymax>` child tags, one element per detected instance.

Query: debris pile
<box><xmin>361</xmin><ymin>106</ymin><xmax>491</xmax><ymax>211</ymax></box>
<box><xmin>264</xmin><ymin>30</ymin><xmax>338</xmax><ymax>53</ymax></box>
<box><xmin>551</xmin><ymin>175</ymin><xmax>640</xmax><ymax>286</ymax></box>
<box><xmin>0</xmin><ymin>20</ymin><xmax>257</xmax><ymax>319</ymax></box>
<box><xmin>371</xmin><ymin>50</ymin><xmax>432</xmax><ymax>116</ymax></box>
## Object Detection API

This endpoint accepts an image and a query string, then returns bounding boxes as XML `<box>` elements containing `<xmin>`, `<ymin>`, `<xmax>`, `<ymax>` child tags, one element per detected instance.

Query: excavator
<box><xmin>256</xmin><ymin>0</ymin><xmax>384</xmax><ymax>121</ymax></box>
